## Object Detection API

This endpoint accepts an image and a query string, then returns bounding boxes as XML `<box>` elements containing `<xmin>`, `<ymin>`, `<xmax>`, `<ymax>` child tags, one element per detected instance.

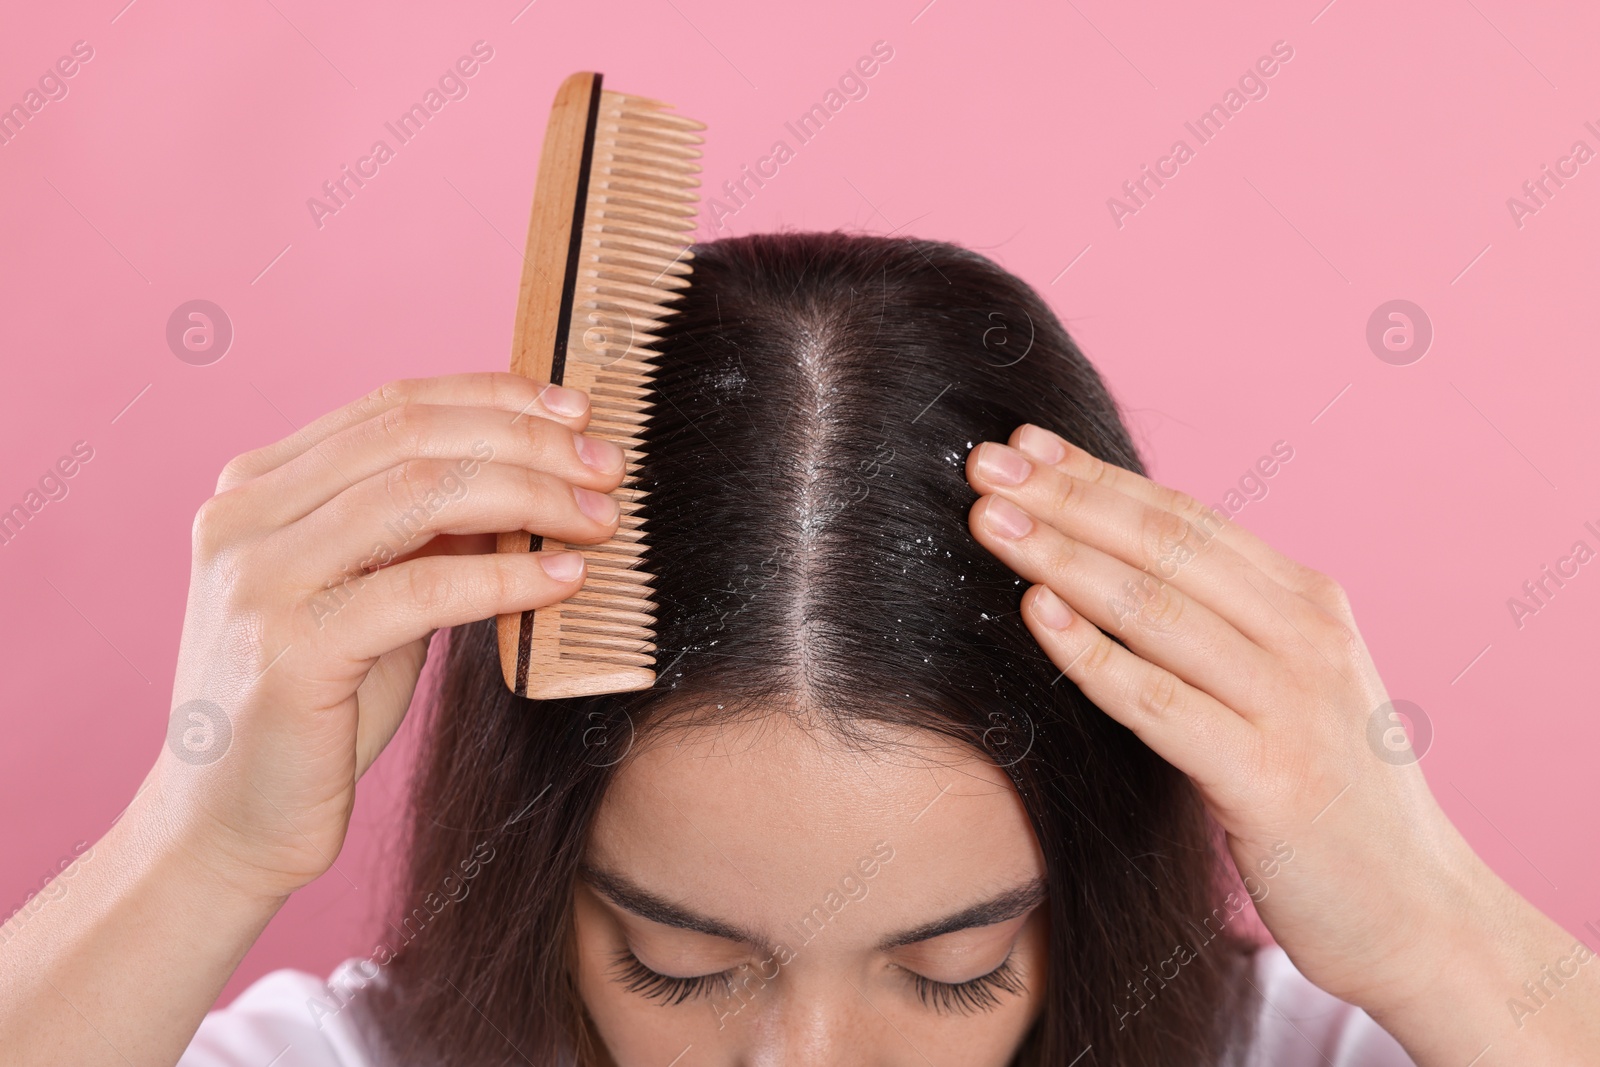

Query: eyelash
<box><xmin>906</xmin><ymin>954</ymin><xmax>1026</xmax><ymax>1015</ymax></box>
<box><xmin>608</xmin><ymin>947</ymin><xmax>1024</xmax><ymax>1015</ymax></box>
<box><xmin>608</xmin><ymin>949</ymin><xmax>734</xmax><ymax>1006</ymax></box>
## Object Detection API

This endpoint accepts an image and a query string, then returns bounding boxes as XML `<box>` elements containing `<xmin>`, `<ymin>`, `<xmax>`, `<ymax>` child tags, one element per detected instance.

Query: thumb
<box><xmin>353</xmin><ymin>633</ymin><xmax>434</xmax><ymax>778</ymax></box>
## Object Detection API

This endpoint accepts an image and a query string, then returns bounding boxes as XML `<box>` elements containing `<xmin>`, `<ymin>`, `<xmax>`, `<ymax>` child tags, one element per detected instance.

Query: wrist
<box><xmin>1358</xmin><ymin>825</ymin><xmax>1496</xmax><ymax>1015</ymax></box>
<box><xmin>0</xmin><ymin>770</ymin><xmax>294</xmax><ymax>1067</ymax></box>
<box><xmin>122</xmin><ymin>764</ymin><xmax>301</xmax><ymax>912</ymax></box>
<box><xmin>1355</xmin><ymin>827</ymin><xmax>1597</xmax><ymax>1064</ymax></box>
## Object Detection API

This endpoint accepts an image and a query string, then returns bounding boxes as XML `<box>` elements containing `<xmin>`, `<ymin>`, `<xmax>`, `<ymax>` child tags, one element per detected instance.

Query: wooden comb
<box><xmin>494</xmin><ymin>71</ymin><xmax>703</xmax><ymax>699</ymax></box>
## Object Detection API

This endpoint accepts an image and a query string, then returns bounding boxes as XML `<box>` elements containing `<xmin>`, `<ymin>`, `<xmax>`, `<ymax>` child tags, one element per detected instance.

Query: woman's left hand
<box><xmin>964</xmin><ymin>423</ymin><xmax>1600</xmax><ymax>1066</ymax></box>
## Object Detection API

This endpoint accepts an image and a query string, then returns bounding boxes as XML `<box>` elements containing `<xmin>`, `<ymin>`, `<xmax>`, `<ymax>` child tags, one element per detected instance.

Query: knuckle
<box><xmin>1134</xmin><ymin>669</ymin><xmax>1182</xmax><ymax>718</ymax></box>
<box><xmin>383</xmin><ymin>459</ymin><xmax>419</xmax><ymax>505</ymax></box>
<box><xmin>1048</xmin><ymin>469</ymin><xmax>1084</xmax><ymax>516</ymax></box>
<box><xmin>484</xmin><ymin>556</ymin><xmax>521</xmax><ymax>605</ymax></box>
<box><xmin>1303</xmin><ymin>569</ymin><xmax>1352</xmax><ymax>616</ymax></box>
<box><xmin>386</xmin><ymin>458</ymin><xmax>439</xmax><ymax>507</ymax></box>
<box><xmin>520</xmin><ymin>408</ymin><xmax>563</xmax><ymax>460</ymax></box>
<box><xmin>1077</xmin><ymin>451</ymin><xmax>1113</xmax><ymax>488</ymax></box>
<box><xmin>1140</xmin><ymin>507</ymin><xmax>1194</xmax><ymax>571</ymax></box>
<box><xmin>381</xmin><ymin>462</ymin><xmax>451</xmax><ymax>546</ymax></box>
<box><xmin>376</xmin><ymin>403</ymin><xmax>429</xmax><ymax>455</ymax></box>
<box><xmin>372</xmin><ymin>377</ymin><xmax>419</xmax><ymax>408</ymax></box>
<box><xmin>1326</xmin><ymin>620</ymin><xmax>1364</xmax><ymax>666</ymax></box>
<box><xmin>349</xmin><ymin>378</ymin><xmax>417</xmax><ymax>427</ymax></box>
<box><xmin>212</xmin><ymin>470</ymin><xmax>238</xmax><ymax>497</ymax></box>
<box><xmin>522</xmin><ymin>464</ymin><xmax>557</xmax><ymax>505</ymax></box>
<box><xmin>1163</xmin><ymin>485</ymin><xmax>1201</xmax><ymax>516</ymax></box>
<box><xmin>1049</xmin><ymin>532</ymin><xmax>1080</xmax><ymax>569</ymax></box>
<box><xmin>404</xmin><ymin>562</ymin><xmax>456</xmax><ymax>615</ymax></box>
<box><xmin>1107</xmin><ymin>575</ymin><xmax>1152</xmax><ymax>632</ymax></box>
<box><xmin>487</xmin><ymin>371</ymin><xmax>526</xmax><ymax>412</ymax></box>
<box><xmin>214</xmin><ymin>453</ymin><xmax>257</xmax><ymax>494</ymax></box>
<box><xmin>1137</xmin><ymin>578</ymin><xmax>1186</xmax><ymax>631</ymax></box>
<box><xmin>190</xmin><ymin>494</ymin><xmax>237</xmax><ymax>556</ymax></box>
<box><xmin>1166</xmin><ymin>487</ymin><xmax>1227</xmax><ymax>540</ymax></box>
<box><xmin>1079</xmin><ymin>630</ymin><xmax>1119</xmax><ymax>674</ymax></box>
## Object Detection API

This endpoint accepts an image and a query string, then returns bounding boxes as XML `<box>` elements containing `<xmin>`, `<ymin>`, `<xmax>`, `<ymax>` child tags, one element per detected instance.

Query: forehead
<box><xmin>586</xmin><ymin>712</ymin><xmax>1044</xmax><ymax>942</ymax></box>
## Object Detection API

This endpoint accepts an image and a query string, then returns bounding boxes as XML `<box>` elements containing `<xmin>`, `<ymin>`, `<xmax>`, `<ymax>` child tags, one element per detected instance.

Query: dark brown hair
<box><xmin>363</xmin><ymin>231</ymin><xmax>1259</xmax><ymax>1065</ymax></box>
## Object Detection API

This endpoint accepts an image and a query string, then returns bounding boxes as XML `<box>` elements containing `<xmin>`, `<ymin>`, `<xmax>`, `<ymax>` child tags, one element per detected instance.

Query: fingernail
<box><xmin>542</xmin><ymin>384</ymin><xmax>589</xmax><ymax>418</ymax></box>
<box><xmin>984</xmin><ymin>496</ymin><xmax>1034</xmax><ymax>539</ymax></box>
<box><xmin>1017</xmin><ymin>425</ymin><xmax>1066</xmax><ymax>465</ymax></box>
<box><xmin>574</xmin><ymin>433</ymin><xmax>624</xmax><ymax>474</ymax></box>
<box><xmin>574</xmin><ymin>485</ymin><xmax>619</xmax><ymax>524</ymax></box>
<box><xmin>539</xmin><ymin>550</ymin><xmax>585</xmax><ymax>581</ymax></box>
<box><xmin>975</xmin><ymin>443</ymin><xmax>1032</xmax><ymax>486</ymax></box>
<box><xmin>1034</xmin><ymin>586</ymin><xmax>1073</xmax><ymax>629</ymax></box>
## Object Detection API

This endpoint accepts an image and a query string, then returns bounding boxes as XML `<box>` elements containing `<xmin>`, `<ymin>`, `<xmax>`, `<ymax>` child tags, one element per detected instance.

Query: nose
<box><xmin>738</xmin><ymin>980</ymin><xmax>894</xmax><ymax>1067</ymax></box>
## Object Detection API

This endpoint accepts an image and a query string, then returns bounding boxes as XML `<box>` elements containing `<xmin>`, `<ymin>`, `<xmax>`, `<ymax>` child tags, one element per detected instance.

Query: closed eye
<box><xmin>901</xmin><ymin>949</ymin><xmax>1026</xmax><ymax>1015</ymax></box>
<box><xmin>608</xmin><ymin>947</ymin><xmax>737</xmax><ymax>1006</ymax></box>
<box><xmin>607</xmin><ymin>945</ymin><xmax>1026</xmax><ymax>1015</ymax></box>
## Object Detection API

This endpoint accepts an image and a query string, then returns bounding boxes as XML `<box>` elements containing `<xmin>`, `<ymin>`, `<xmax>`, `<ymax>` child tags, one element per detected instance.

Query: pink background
<box><xmin>2</xmin><ymin>0</ymin><xmax>1597</xmax><ymax>1006</ymax></box>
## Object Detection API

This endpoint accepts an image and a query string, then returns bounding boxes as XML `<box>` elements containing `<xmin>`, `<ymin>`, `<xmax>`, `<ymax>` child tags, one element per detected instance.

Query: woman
<box><xmin>2</xmin><ymin>233</ymin><xmax>1595</xmax><ymax>1066</ymax></box>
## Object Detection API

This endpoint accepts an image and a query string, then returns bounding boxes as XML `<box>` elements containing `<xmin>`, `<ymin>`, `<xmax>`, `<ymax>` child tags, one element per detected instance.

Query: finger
<box><xmin>352</xmin><ymin>635</ymin><xmax>431</xmax><ymax>779</ymax></box>
<box><xmin>230</xmin><ymin>401</ymin><xmax>628</xmax><ymax>529</ymax></box>
<box><xmin>280</xmin><ymin>459</ymin><xmax>621</xmax><ymax>584</ymax></box>
<box><xmin>967</xmin><ymin>439</ymin><xmax>1334</xmax><ymax>657</ymax></box>
<box><xmin>1017</xmin><ymin>582</ymin><xmax>1257</xmax><ymax>795</ymax></box>
<box><xmin>1001</xmin><ymin>424</ymin><xmax>1334</xmax><ymax>609</ymax></box>
<box><xmin>216</xmin><ymin>373</ymin><xmax>594</xmax><ymax>494</ymax></box>
<box><xmin>970</xmin><ymin>493</ymin><xmax>1276</xmax><ymax>720</ymax></box>
<box><xmin>316</xmin><ymin>549</ymin><xmax>590</xmax><ymax>663</ymax></box>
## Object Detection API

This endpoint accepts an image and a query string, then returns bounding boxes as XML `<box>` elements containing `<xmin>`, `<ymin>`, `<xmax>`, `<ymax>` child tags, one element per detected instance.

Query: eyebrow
<box><xmin>875</xmin><ymin>878</ymin><xmax>1046</xmax><ymax>950</ymax></box>
<box><xmin>578</xmin><ymin>864</ymin><xmax>1047</xmax><ymax>953</ymax></box>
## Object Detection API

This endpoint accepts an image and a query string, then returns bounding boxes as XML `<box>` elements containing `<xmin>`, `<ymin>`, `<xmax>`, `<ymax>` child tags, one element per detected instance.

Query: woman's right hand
<box><xmin>149</xmin><ymin>371</ymin><xmax>626</xmax><ymax>901</ymax></box>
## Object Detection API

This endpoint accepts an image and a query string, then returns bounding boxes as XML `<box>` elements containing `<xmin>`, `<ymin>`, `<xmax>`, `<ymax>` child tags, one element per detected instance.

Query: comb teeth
<box><xmin>497</xmin><ymin>73</ymin><xmax>702</xmax><ymax>700</ymax></box>
<box><xmin>563</xmin><ymin>92</ymin><xmax>701</xmax><ymax>385</ymax></box>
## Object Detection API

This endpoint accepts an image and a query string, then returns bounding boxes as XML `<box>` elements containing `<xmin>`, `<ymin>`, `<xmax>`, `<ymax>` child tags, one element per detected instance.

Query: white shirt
<box><xmin>177</xmin><ymin>946</ymin><xmax>1416</xmax><ymax>1065</ymax></box>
